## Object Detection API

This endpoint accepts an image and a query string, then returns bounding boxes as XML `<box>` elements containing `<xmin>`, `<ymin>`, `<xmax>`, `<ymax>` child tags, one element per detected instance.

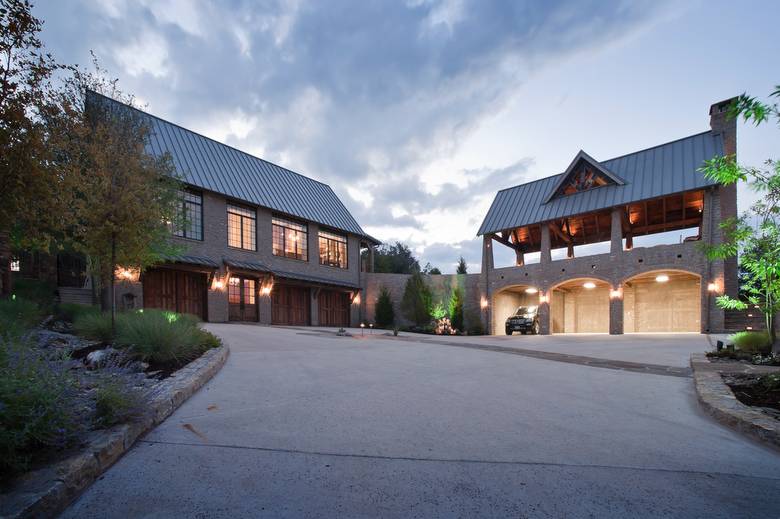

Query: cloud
<box><xmin>34</xmin><ymin>0</ymin><xmax>669</xmax><ymax>272</ymax></box>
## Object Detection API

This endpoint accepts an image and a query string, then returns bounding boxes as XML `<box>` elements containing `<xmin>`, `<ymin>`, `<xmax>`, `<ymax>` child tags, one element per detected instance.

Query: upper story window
<box><xmin>272</xmin><ymin>216</ymin><xmax>308</xmax><ymax>261</ymax></box>
<box><xmin>318</xmin><ymin>230</ymin><xmax>348</xmax><ymax>269</ymax></box>
<box><xmin>227</xmin><ymin>203</ymin><xmax>256</xmax><ymax>250</ymax></box>
<box><xmin>173</xmin><ymin>190</ymin><xmax>203</xmax><ymax>240</ymax></box>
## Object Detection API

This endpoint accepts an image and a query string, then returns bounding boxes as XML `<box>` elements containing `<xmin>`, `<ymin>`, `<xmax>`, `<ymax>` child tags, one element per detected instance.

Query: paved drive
<box><xmin>63</xmin><ymin>326</ymin><xmax>780</xmax><ymax>518</ymax></box>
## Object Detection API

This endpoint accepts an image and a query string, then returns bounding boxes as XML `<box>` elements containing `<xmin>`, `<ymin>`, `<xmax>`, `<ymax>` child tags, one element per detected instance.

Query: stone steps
<box><xmin>58</xmin><ymin>287</ymin><xmax>94</xmax><ymax>306</ymax></box>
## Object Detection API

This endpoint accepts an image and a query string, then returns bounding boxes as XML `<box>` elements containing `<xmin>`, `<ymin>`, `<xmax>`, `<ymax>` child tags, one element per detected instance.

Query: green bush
<box><xmin>11</xmin><ymin>278</ymin><xmax>56</xmax><ymax>313</ymax></box>
<box><xmin>400</xmin><ymin>272</ymin><xmax>432</xmax><ymax>326</ymax></box>
<box><xmin>730</xmin><ymin>331</ymin><xmax>772</xmax><ymax>354</ymax></box>
<box><xmin>56</xmin><ymin>303</ymin><xmax>100</xmax><ymax>323</ymax></box>
<box><xmin>0</xmin><ymin>298</ymin><xmax>42</xmax><ymax>338</ymax></box>
<box><xmin>94</xmin><ymin>377</ymin><xmax>144</xmax><ymax>428</ymax></box>
<box><xmin>0</xmin><ymin>338</ymin><xmax>84</xmax><ymax>480</ymax></box>
<box><xmin>115</xmin><ymin>310</ymin><xmax>216</xmax><ymax>368</ymax></box>
<box><xmin>74</xmin><ymin>311</ymin><xmax>116</xmax><ymax>342</ymax></box>
<box><xmin>374</xmin><ymin>287</ymin><xmax>395</xmax><ymax>328</ymax></box>
<box><xmin>448</xmin><ymin>288</ymin><xmax>464</xmax><ymax>333</ymax></box>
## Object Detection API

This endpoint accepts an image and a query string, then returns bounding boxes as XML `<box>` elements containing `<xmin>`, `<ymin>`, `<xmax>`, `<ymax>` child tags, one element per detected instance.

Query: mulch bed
<box><xmin>724</xmin><ymin>374</ymin><xmax>780</xmax><ymax>413</ymax></box>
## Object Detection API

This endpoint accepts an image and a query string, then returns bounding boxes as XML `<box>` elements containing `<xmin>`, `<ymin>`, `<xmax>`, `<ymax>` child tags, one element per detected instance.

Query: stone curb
<box><xmin>0</xmin><ymin>345</ymin><xmax>230</xmax><ymax>519</ymax></box>
<box><xmin>690</xmin><ymin>353</ymin><xmax>780</xmax><ymax>450</ymax></box>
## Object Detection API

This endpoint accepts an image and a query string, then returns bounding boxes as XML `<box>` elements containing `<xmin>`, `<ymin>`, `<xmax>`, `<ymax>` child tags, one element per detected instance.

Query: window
<box><xmin>10</xmin><ymin>258</ymin><xmax>20</xmax><ymax>272</ymax></box>
<box><xmin>319</xmin><ymin>230</ymin><xmax>348</xmax><ymax>269</ymax></box>
<box><xmin>272</xmin><ymin>216</ymin><xmax>308</xmax><ymax>260</ymax></box>
<box><xmin>228</xmin><ymin>204</ymin><xmax>256</xmax><ymax>250</ymax></box>
<box><xmin>173</xmin><ymin>190</ymin><xmax>203</xmax><ymax>240</ymax></box>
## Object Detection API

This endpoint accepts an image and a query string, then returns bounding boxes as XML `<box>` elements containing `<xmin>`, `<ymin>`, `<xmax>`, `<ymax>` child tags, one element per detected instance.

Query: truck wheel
<box><xmin>505</xmin><ymin>328</ymin><xmax>512</xmax><ymax>336</ymax></box>
<box><xmin>532</xmin><ymin>322</ymin><xmax>540</xmax><ymax>335</ymax></box>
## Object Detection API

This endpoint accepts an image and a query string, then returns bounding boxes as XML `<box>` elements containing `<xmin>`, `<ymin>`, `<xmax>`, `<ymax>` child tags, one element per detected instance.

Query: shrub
<box><xmin>94</xmin><ymin>375</ymin><xmax>145</xmax><ymax>428</ymax></box>
<box><xmin>115</xmin><ymin>310</ymin><xmax>216</xmax><ymax>368</ymax></box>
<box><xmin>448</xmin><ymin>288</ymin><xmax>464</xmax><ymax>333</ymax></box>
<box><xmin>74</xmin><ymin>311</ymin><xmax>116</xmax><ymax>342</ymax></box>
<box><xmin>0</xmin><ymin>338</ymin><xmax>84</xmax><ymax>480</ymax></box>
<box><xmin>730</xmin><ymin>331</ymin><xmax>772</xmax><ymax>354</ymax></box>
<box><xmin>400</xmin><ymin>272</ymin><xmax>432</xmax><ymax>326</ymax></box>
<box><xmin>374</xmin><ymin>287</ymin><xmax>395</xmax><ymax>328</ymax></box>
<box><xmin>56</xmin><ymin>303</ymin><xmax>100</xmax><ymax>323</ymax></box>
<box><xmin>0</xmin><ymin>297</ymin><xmax>42</xmax><ymax>338</ymax></box>
<box><xmin>11</xmin><ymin>278</ymin><xmax>56</xmax><ymax>314</ymax></box>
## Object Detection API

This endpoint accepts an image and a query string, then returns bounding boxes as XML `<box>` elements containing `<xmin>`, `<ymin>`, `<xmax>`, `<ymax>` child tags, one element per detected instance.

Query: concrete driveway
<box><xmin>63</xmin><ymin>325</ymin><xmax>780</xmax><ymax>518</ymax></box>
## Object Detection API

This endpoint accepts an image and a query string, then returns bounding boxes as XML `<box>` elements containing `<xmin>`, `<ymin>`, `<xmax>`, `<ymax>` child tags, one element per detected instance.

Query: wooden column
<box><xmin>540</xmin><ymin>224</ymin><xmax>551</xmax><ymax>265</ymax></box>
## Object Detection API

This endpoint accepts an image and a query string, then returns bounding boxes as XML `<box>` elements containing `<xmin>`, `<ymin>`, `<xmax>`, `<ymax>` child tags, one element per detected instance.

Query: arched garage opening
<box><xmin>493</xmin><ymin>285</ymin><xmax>538</xmax><ymax>335</ymax></box>
<box><xmin>551</xmin><ymin>278</ymin><xmax>610</xmax><ymax>334</ymax></box>
<box><xmin>623</xmin><ymin>270</ymin><xmax>701</xmax><ymax>333</ymax></box>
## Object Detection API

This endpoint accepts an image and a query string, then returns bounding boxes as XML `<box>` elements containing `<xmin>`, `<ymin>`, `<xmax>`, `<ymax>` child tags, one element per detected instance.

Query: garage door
<box><xmin>272</xmin><ymin>284</ymin><xmax>310</xmax><ymax>325</ymax></box>
<box><xmin>318</xmin><ymin>290</ymin><xmax>350</xmax><ymax>327</ymax></box>
<box><xmin>625</xmin><ymin>277</ymin><xmax>700</xmax><ymax>332</ymax></box>
<box><xmin>143</xmin><ymin>269</ymin><xmax>206</xmax><ymax>320</ymax></box>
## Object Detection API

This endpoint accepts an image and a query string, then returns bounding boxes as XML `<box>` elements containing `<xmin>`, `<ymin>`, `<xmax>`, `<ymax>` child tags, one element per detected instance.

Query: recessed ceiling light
<box><xmin>525</xmin><ymin>287</ymin><xmax>538</xmax><ymax>294</ymax></box>
<box><xmin>655</xmin><ymin>274</ymin><xmax>670</xmax><ymax>283</ymax></box>
<box><xmin>583</xmin><ymin>281</ymin><xmax>596</xmax><ymax>289</ymax></box>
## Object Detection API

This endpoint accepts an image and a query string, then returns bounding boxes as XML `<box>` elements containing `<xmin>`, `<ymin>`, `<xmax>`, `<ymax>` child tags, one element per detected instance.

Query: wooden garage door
<box><xmin>272</xmin><ymin>285</ymin><xmax>310</xmax><ymax>325</ymax></box>
<box><xmin>318</xmin><ymin>290</ymin><xmax>350</xmax><ymax>327</ymax></box>
<box><xmin>631</xmin><ymin>279</ymin><xmax>700</xmax><ymax>332</ymax></box>
<box><xmin>143</xmin><ymin>269</ymin><xmax>206</xmax><ymax>320</ymax></box>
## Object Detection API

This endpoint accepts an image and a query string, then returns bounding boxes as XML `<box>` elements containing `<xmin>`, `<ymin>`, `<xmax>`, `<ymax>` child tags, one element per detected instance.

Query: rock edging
<box><xmin>0</xmin><ymin>345</ymin><xmax>230</xmax><ymax>519</ymax></box>
<box><xmin>691</xmin><ymin>353</ymin><xmax>780</xmax><ymax>449</ymax></box>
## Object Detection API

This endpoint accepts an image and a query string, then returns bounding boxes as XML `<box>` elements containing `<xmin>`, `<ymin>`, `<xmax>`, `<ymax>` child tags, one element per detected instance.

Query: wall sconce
<box><xmin>261</xmin><ymin>285</ymin><xmax>272</xmax><ymax>296</ymax></box>
<box><xmin>211</xmin><ymin>274</ymin><xmax>228</xmax><ymax>291</ymax></box>
<box><xmin>352</xmin><ymin>293</ymin><xmax>361</xmax><ymax>305</ymax></box>
<box><xmin>538</xmin><ymin>293</ymin><xmax>549</xmax><ymax>304</ymax></box>
<box><xmin>480</xmin><ymin>297</ymin><xmax>488</xmax><ymax>309</ymax></box>
<box><xmin>707</xmin><ymin>282</ymin><xmax>719</xmax><ymax>293</ymax></box>
<box><xmin>114</xmin><ymin>266</ymin><xmax>139</xmax><ymax>283</ymax></box>
<box><xmin>610</xmin><ymin>288</ymin><xmax>622</xmax><ymax>300</ymax></box>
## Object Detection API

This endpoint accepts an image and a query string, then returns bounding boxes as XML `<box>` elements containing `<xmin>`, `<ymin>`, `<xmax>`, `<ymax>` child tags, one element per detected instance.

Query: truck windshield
<box><xmin>515</xmin><ymin>306</ymin><xmax>537</xmax><ymax>316</ymax></box>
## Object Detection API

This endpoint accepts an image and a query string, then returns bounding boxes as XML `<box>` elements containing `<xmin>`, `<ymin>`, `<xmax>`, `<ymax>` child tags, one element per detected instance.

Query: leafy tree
<box><xmin>48</xmin><ymin>61</ymin><xmax>182</xmax><ymax>329</ymax></box>
<box><xmin>423</xmin><ymin>262</ymin><xmax>441</xmax><ymax>275</ymax></box>
<box><xmin>448</xmin><ymin>287</ymin><xmax>464</xmax><ymax>332</ymax></box>
<box><xmin>0</xmin><ymin>0</ymin><xmax>67</xmax><ymax>296</ymax></box>
<box><xmin>456</xmin><ymin>256</ymin><xmax>468</xmax><ymax>274</ymax></box>
<box><xmin>700</xmin><ymin>85</ymin><xmax>780</xmax><ymax>351</ymax></box>
<box><xmin>400</xmin><ymin>271</ymin><xmax>432</xmax><ymax>326</ymax></box>
<box><xmin>374</xmin><ymin>241</ymin><xmax>420</xmax><ymax>274</ymax></box>
<box><xmin>374</xmin><ymin>286</ymin><xmax>395</xmax><ymax>328</ymax></box>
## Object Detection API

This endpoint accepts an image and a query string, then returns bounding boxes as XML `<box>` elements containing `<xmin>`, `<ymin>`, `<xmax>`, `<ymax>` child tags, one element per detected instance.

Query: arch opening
<box><xmin>493</xmin><ymin>285</ymin><xmax>539</xmax><ymax>335</ymax></box>
<box><xmin>551</xmin><ymin>278</ymin><xmax>610</xmax><ymax>334</ymax></box>
<box><xmin>623</xmin><ymin>270</ymin><xmax>701</xmax><ymax>333</ymax></box>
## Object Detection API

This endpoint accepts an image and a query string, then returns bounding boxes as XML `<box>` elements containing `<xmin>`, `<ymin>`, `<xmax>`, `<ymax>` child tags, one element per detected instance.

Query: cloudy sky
<box><xmin>35</xmin><ymin>0</ymin><xmax>777</xmax><ymax>273</ymax></box>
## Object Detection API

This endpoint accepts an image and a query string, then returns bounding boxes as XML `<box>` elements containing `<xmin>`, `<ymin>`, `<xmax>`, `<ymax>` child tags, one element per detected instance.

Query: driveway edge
<box><xmin>691</xmin><ymin>353</ymin><xmax>780</xmax><ymax>450</ymax></box>
<box><xmin>0</xmin><ymin>344</ymin><xmax>230</xmax><ymax>519</ymax></box>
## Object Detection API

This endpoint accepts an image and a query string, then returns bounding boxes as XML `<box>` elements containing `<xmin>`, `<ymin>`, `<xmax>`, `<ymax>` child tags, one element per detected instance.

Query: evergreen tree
<box><xmin>400</xmin><ymin>271</ymin><xmax>432</xmax><ymax>326</ymax></box>
<box><xmin>374</xmin><ymin>286</ymin><xmax>395</xmax><ymax>328</ymax></box>
<box><xmin>456</xmin><ymin>256</ymin><xmax>468</xmax><ymax>274</ymax></box>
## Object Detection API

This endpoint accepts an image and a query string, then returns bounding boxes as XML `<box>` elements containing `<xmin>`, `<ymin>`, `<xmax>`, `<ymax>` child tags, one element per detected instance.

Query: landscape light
<box><xmin>583</xmin><ymin>281</ymin><xmax>596</xmax><ymax>289</ymax></box>
<box><xmin>655</xmin><ymin>274</ymin><xmax>670</xmax><ymax>283</ymax></box>
<box><xmin>525</xmin><ymin>287</ymin><xmax>538</xmax><ymax>294</ymax></box>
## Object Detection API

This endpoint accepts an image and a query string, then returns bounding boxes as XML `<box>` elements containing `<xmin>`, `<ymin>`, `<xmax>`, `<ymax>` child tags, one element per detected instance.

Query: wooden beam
<box><xmin>490</xmin><ymin>233</ymin><xmax>523</xmax><ymax>252</ymax></box>
<box><xmin>549</xmin><ymin>222</ymin><xmax>571</xmax><ymax>243</ymax></box>
<box><xmin>631</xmin><ymin>216</ymin><xmax>702</xmax><ymax>235</ymax></box>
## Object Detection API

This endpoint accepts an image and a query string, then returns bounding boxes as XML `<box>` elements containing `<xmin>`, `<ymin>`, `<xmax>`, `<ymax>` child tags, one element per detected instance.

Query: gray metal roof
<box><xmin>477</xmin><ymin>131</ymin><xmax>723</xmax><ymax>235</ymax></box>
<box><xmin>159</xmin><ymin>254</ymin><xmax>220</xmax><ymax>268</ymax></box>
<box><xmin>89</xmin><ymin>91</ymin><xmax>373</xmax><ymax>240</ymax></box>
<box><xmin>223</xmin><ymin>259</ymin><xmax>271</xmax><ymax>273</ymax></box>
<box><xmin>273</xmin><ymin>269</ymin><xmax>359</xmax><ymax>289</ymax></box>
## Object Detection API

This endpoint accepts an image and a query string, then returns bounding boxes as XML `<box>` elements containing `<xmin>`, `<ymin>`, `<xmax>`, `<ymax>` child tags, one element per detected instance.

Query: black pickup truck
<box><xmin>505</xmin><ymin>306</ymin><xmax>540</xmax><ymax>335</ymax></box>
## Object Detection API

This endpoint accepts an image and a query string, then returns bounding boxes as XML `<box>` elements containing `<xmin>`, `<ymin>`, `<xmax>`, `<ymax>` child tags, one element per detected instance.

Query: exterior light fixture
<box><xmin>707</xmin><ymin>282</ymin><xmax>718</xmax><ymax>293</ymax></box>
<box><xmin>583</xmin><ymin>281</ymin><xmax>596</xmax><ymax>289</ymax></box>
<box><xmin>261</xmin><ymin>285</ymin><xmax>272</xmax><ymax>295</ymax></box>
<box><xmin>525</xmin><ymin>287</ymin><xmax>538</xmax><ymax>294</ymax></box>
<box><xmin>655</xmin><ymin>274</ymin><xmax>670</xmax><ymax>283</ymax></box>
<box><xmin>360</xmin><ymin>322</ymin><xmax>365</xmax><ymax>336</ymax></box>
<box><xmin>480</xmin><ymin>297</ymin><xmax>489</xmax><ymax>309</ymax></box>
<box><xmin>352</xmin><ymin>293</ymin><xmax>361</xmax><ymax>305</ymax></box>
<box><xmin>610</xmin><ymin>288</ymin><xmax>622</xmax><ymax>299</ymax></box>
<box><xmin>539</xmin><ymin>293</ymin><xmax>549</xmax><ymax>304</ymax></box>
<box><xmin>214</xmin><ymin>280</ymin><xmax>224</xmax><ymax>290</ymax></box>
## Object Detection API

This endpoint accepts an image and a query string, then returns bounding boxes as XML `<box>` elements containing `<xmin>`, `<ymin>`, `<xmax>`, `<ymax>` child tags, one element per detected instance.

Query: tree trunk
<box><xmin>0</xmin><ymin>231</ymin><xmax>12</xmax><ymax>298</ymax></box>
<box><xmin>110</xmin><ymin>234</ymin><xmax>116</xmax><ymax>334</ymax></box>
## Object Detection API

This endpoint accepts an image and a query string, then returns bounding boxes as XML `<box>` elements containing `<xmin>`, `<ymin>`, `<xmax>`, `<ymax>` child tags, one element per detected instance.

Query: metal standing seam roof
<box><xmin>88</xmin><ymin>91</ymin><xmax>376</xmax><ymax>242</ymax></box>
<box><xmin>477</xmin><ymin>130</ymin><xmax>724</xmax><ymax>236</ymax></box>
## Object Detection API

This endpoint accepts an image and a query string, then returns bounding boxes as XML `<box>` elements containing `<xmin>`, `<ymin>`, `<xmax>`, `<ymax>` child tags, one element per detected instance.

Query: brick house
<box><xmin>97</xmin><ymin>92</ymin><xmax>379</xmax><ymax>327</ymax></box>
<box><xmin>475</xmin><ymin>99</ymin><xmax>739</xmax><ymax>335</ymax></box>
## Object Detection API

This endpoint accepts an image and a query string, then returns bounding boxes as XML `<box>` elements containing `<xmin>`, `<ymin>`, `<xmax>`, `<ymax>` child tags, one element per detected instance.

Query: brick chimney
<box><xmin>709</xmin><ymin>97</ymin><xmax>738</xmax><ymax>156</ymax></box>
<box><xmin>709</xmin><ymin>97</ymin><xmax>739</xmax><ymax>298</ymax></box>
